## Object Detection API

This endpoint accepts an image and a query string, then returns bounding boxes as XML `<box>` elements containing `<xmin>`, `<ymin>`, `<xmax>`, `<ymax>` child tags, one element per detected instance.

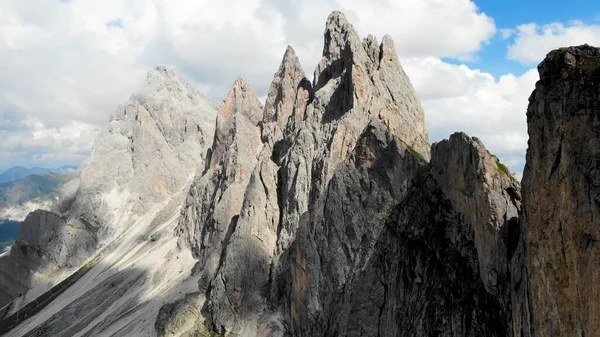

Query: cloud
<box><xmin>500</xmin><ymin>29</ymin><xmax>514</xmax><ymax>39</ymax></box>
<box><xmin>507</xmin><ymin>21</ymin><xmax>600</xmax><ymax>64</ymax></box>
<box><xmin>403</xmin><ymin>59</ymin><xmax>539</xmax><ymax>173</ymax></box>
<box><xmin>1</xmin><ymin>0</ymin><xmax>523</xmax><ymax>172</ymax></box>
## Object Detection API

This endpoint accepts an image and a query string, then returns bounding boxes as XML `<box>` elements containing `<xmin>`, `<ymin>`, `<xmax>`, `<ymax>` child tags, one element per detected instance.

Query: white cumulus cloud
<box><xmin>0</xmin><ymin>0</ymin><xmax>537</xmax><ymax>175</ymax></box>
<box><xmin>404</xmin><ymin>59</ymin><xmax>539</xmax><ymax>172</ymax></box>
<box><xmin>507</xmin><ymin>21</ymin><xmax>600</xmax><ymax>64</ymax></box>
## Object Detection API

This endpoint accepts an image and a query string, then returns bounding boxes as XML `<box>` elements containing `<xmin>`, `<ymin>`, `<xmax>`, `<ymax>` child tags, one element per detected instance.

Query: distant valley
<box><xmin>0</xmin><ymin>165</ymin><xmax>77</xmax><ymax>184</ymax></box>
<box><xmin>0</xmin><ymin>169</ymin><xmax>75</xmax><ymax>252</ymax></box>
<box><xmin>0</xmin><ymin>220</ymin><xmax>19</xmax><ymax>252</ymax></box>
<box><xmin>0</xmin><ymin>169</ymin><xmax>75</xmax><ymax>221</ymax></box>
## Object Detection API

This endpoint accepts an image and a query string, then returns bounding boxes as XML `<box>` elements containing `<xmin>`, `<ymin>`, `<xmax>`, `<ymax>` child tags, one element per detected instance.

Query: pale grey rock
<box><xmin>208</xmin><ymin>151</ymin><xmax>281</xmax><ymax>335</ymax></box>
<box><xmin>198</xmin><ymin>50</ymin><xmax>312</xmax><ymax>335</ymax></box>
<box><xmin>280</xmin><ymin>121</ymin><xmax>425</xmax><ymax>336</ymax></box>
<box><xmin>173</xmin><ymin>42</ymin><xmax>311</xmax><ymax>336</ymax></box>
<box><xmin>71</xmin><ymin>66</ymin><xmax>216</xmax><ymax>237</ymax></box>
<box><xmin>176</xmin><ymin>77</ymin><xmax>264</xmax><ymax>295</ymax></box>
<box><xmin>155</xmin><ymin>292</ymin><xmax>206</xmax><ymax>337</ymax></box>
<box><xmin>173</xmin><ymin>10</ymin><xmax>434</xmax><ymax>337</ymax></box>
<box><xmin>209</xmin><ymin>77</ymin><xmax>264</xmax><ymax>171</ymax></box>
<box><xmin>263</xmin><ymin>46</ymin><xmax>308</xmax><ymax>132</ymax></box>
<box><xmin>276</xmin><ymin>11</ymin><xmax>430</xmax><ymax>257</ymax></box>
<box><xmin>0</xmin><ymin>66</ymin><xmax>216</xmax><ymax>321</ymax></box>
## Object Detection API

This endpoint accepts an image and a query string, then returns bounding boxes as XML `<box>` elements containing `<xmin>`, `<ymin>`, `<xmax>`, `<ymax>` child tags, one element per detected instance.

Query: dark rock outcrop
<box><xmin>341</xmin><ymin>133</ymin><xmax>521</xmax><ymax>337</ymax></box>
<box><xmin>522</xmin><ymin>45</ymin><xmax>600</xmax><ymax>337</ymax></box>
<box><xmin>0</xmin><ymin>210</ymin><xmax>95</xmax><ymax>308</ymax></box>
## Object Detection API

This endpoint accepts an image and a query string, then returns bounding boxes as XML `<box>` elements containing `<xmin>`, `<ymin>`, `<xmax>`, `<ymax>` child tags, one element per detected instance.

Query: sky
<box><xmin>1</xmin><ymin>0</ymin><xmax>600</xmax><ymax>176</ymax></box>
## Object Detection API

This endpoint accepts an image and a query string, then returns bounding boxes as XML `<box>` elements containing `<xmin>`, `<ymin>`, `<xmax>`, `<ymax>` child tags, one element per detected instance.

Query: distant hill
<box><xmin>0</xmin><ymin>219</ymin><xmax>20</xmax><ymax>252</ymax></box>
<box><xmin>0</xmin><ymin>165</ymin><xmax>77</xmax><ymax>183</ymax></box>
<box><xmin>50</xmin><ymin>165</ymin><xmax>78</xmax><ymax>175</ymax></box>
<box><xmin>0</xmin><ymin>173</ymin><xmax>73</xmax><ymax>221</ymax></box>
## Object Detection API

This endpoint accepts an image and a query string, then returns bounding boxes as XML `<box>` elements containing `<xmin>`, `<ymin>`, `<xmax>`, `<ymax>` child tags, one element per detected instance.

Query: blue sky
<box><xmin>451</xmin><ymin>0</ymin><xmax>600</xmax><ymax>77</ymax></box>
<box><xmin>2</xmin><ymin>0</ymin><xmax>600</xmax><ymax>177</ymax></box>
<box><xmin>479</xmin><ymin>0</ymin><xmax>600</xmax><ymax>26</ymax></box>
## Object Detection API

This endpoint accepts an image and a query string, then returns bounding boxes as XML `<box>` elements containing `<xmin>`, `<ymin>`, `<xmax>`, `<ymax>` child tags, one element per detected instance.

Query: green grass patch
<box><xmin>549</xmin><ymin>49</ymin><xmax>563</xmax><ymax>56</ymax></box>
<box><xmin>495</xmin><ymin>159</ymin><xmax>511</xmax><ymax>177</ymax></box>
<box><xmin>67</xmin><ymin>223</ymin><xmax>85</xmax><ymax>230</ymax></box>
<box><xmin>581</xmin><ymin>56</ymin><xmax>599</xmax><ymax>72</ymax></box>
<box><xmin>406</xmin><ymin>144</ymin><xmax>425</xmax><ymax>162</ymax></box>
<box><xmin>459</xmin><ymin>132</ymin><xmax>471</xmax><ymax>142</ymax></box>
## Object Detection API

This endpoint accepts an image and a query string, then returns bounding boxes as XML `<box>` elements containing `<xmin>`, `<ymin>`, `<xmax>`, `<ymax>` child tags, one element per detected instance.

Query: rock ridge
<box><xmin>5</xmin><ymin>11</ymin><xmax>600</xmax><ymax>337</ymax></box>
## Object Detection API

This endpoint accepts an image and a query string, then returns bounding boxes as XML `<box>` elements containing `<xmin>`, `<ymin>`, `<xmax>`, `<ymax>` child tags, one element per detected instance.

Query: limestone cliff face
<box><xmin>176</xmin><ymin>78</ymin><xmax>264</xmax><ymax>291</ymax></box>
<box><xmin>340</xmin><ymin>133</ymin><xmax>521</xmax><ymax>337</ymax></box>
<box><xmin>276</xmin><ymin>10</ymin><xmax>430</xmax><ymax>262</ymax></box>
<box><xmin>263</xmin><ymin>46</ymin><xmax>309</xmax><ymax>133</ymax></box>
<box><xmin>431</xmin><ymin>133</ymin><xmax>521</xmax><ymax>303</ymax></box>
<box><xmin>0</xmin><ymin>66</ymin><xmax>217</xmax><ymax>320</ymax></box>
<box><xmin>167</xmin><ymin>11</ymin><xmax>525</xmax><ymax>337</ymax></box>
<box><xmin>174</xmin><ymin>51</ymin><xmax>302</xmax><ymax>335</ymax></box>
<box><xmin>522</xmin><ymin>45</ymin><xmax>600</xmax><ymax>337</ymax></box>
<box><xmin>167</xmin><ymin>11</ymin><xmax>435</xmax><ymax>337</ymax></box>
<box><xmin>280</xmin><ymin>121</ymin><xmax>425</xmax><ymax>336</ymax></box>
<box><xmin>71</xmin><ymin>66</ymin><xmax>216</xmax><ymax>236</ymax></box>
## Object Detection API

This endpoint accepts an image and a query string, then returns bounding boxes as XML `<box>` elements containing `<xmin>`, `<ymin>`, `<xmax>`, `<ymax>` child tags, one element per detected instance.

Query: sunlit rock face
<box><xmin>70</xmin><ymin>66</ymin><xmax>216</xmax><ymax>238</ymax></box>
<box><xmin>0</xmin><ymin>66</ymin><xmax>217</xmax><ymax>329</ymax></box>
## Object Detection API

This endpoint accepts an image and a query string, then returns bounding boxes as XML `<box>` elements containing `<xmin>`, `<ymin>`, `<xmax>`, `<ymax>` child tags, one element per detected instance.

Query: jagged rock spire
<box><xmin>321</xmin><ymin>11</ymin><xmax>361</xmax><ymax>63</ymax></box>
<box><xmin>263</xmin><ymin>46</ymin><xmax>308</xmax><ymax>131</ymax></box>
<box><xmin>209</xmin><ymin>77</ymin><xmax>263</xmax><ymax>169</ymax></box>
<box><xmin>177</xmin><ymin>77</ymin><xmax>264</xmax><ymax>294</ymax></box>
<box><xmin>311</xmin><ymin>11</ymin><xmax>430</xmax><ymax>160</ymax></box>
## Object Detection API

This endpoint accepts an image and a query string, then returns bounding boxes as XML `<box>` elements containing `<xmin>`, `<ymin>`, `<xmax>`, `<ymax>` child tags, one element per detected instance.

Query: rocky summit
<box><xmin>0</xmin><ymin>11</ymin><xmax>599</xmax><ymax>337</ymax></box>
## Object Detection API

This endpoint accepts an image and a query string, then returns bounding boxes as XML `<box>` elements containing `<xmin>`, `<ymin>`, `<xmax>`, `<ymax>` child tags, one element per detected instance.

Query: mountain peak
<box><xmin>208</xmin><ymin>78</ymin><xmax>264</xmax><ymax>170</ymax></box>
<box><xmin>146</xmin><ymin>65</ymin><xmax>187</xmax><ymax>88</ymax></box>
<box><xmin>221</xmin><ymin>77</ymin><xmax>263</xmax><ymax>123</ymax></box>
<box><xmin>283</xmin><ymin>45</ymin><xmax>296</xmax><ymax>59</ymax></box>
<box><xmin>321</xmin><ymin>10</ymin><xmax>360</xmax><ymax>60</ymax></box>
<box><xmin>325</xmin><ymin>10</ymin><xmax>351</xmax><ymax>36</ymax></box>
<box><xmin>539</xmin><ymin>44</ymin><xmax>600</xmax><ymax>83</ymax></box>
<box><xmin>280</xmin><ymin>45</ymin><xmax>302</xmax><ymax>73</ymax></box>
<box><xmin>263</xmin><ymin>45</ymin><xmax>308</xmax><ymax>130</ymax></box>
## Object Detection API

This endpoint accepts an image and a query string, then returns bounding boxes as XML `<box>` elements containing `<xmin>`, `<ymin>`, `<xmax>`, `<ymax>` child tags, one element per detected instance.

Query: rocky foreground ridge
<box><xmin>0</xmin><ymin>11</ymin><xmax>599</xmax><ymax>337</ymax></box>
